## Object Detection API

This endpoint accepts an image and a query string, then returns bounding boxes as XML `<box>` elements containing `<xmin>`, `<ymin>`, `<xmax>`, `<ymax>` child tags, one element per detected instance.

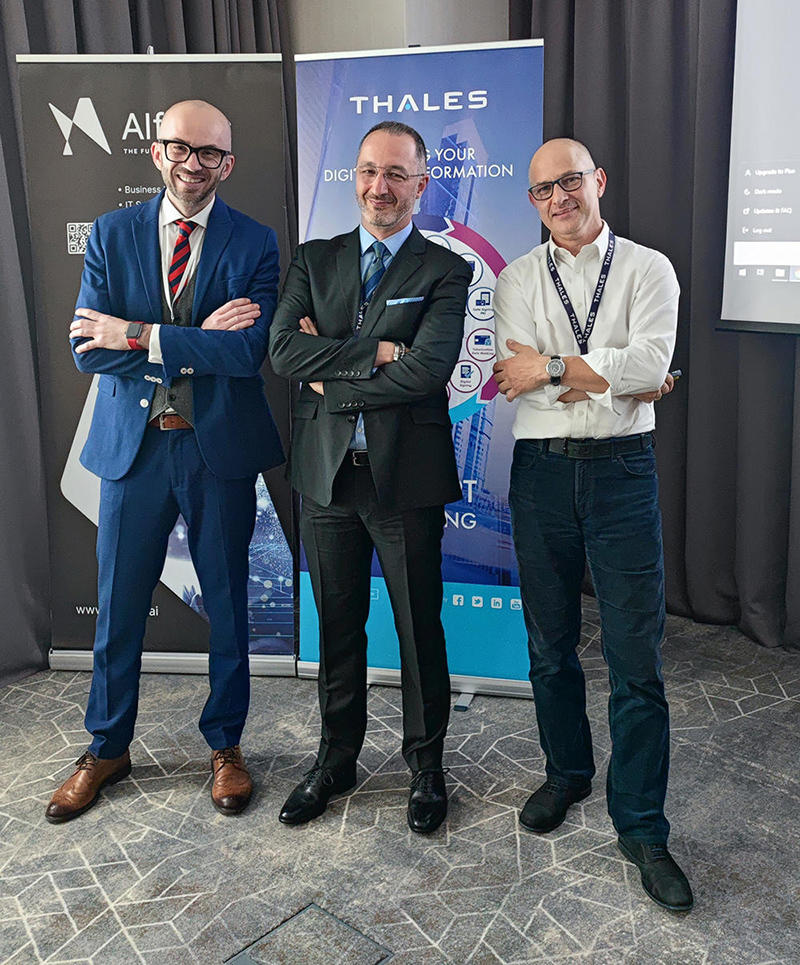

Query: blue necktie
<box><xmin>362</xmin><ymin>240</ymin><xmax>388</xmax><ymax>304</ymax></box>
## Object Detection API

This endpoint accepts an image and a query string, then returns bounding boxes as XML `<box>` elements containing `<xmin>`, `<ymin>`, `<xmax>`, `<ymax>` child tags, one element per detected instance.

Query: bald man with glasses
<box><xmin>493</xmin><ymin>137</ymin><xmax>692</xmax><ymax>912</ymax></box>
<box><xmin>48</xmin><ymin>99</ymin><xmax>284</xmax><ymax>823</ymax></box>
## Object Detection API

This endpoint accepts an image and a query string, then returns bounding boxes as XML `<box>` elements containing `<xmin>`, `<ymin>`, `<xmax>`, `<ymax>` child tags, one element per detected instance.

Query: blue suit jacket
<box><xmin>71</xmin><ymin>191</ymin><xmax>285</xmax><ymax>480</ymax></box>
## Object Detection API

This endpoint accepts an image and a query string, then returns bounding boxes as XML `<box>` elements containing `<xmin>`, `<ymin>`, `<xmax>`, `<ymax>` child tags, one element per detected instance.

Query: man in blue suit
<box><xmin>46</xmin><ymin>100</ymin><xmax>284</xmax><ymax>823</ymax></box>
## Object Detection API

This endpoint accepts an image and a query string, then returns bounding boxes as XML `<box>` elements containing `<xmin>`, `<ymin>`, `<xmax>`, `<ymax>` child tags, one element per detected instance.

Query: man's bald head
<box><xmin>159</xmin><ymin>100</ymin><xmax>232</xmax><ymax>152</ymax></box>
<box><xmin>151</xmin><ymin>99</ymin><xmax>235</xmax><ymax>217</ymax></box>
<box><xmin>528</xmin><ymin>138</ymin><xmax>595</xmax><ymax>186</ymax></box>
<box><xmin>527</xmin><ymin>137</ymin><xmax>606</xmax><ymax>255</ymax></box>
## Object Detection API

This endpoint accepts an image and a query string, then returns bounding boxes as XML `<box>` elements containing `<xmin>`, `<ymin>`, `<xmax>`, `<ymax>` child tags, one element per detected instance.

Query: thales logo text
<box><xmin>49</xmin><ymin>98</ymin><xmax>111</xmax><ymax>155</ymax></box>
<box><xmin>349</xmin><ymin>90</ymin><xmax>488</xmax><ymax>115</ymax></box>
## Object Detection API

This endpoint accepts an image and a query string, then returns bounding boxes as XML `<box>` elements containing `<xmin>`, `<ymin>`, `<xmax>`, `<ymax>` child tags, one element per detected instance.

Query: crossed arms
<box><xmin>69</xmin><ymin>220</ymin><xmax>279</xmax><ymax>380</ymax></box>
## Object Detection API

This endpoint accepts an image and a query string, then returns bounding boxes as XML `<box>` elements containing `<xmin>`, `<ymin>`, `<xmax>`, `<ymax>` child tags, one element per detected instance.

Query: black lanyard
<box><xmin>546</xmin><ymin>231</ymin><xmax>615</xmax><ymax>355</ymax></box>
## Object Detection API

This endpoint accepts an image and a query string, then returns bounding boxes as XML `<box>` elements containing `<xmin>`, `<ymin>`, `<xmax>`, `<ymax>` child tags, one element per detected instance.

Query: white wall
<box><xmin>288</xmin><ymin>0</ymin><xmax>508</xmax><ymax>55</ymax></box>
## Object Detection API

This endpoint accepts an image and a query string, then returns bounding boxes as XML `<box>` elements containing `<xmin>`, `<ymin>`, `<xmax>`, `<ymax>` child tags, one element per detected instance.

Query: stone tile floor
<box><xmin>1</xmin><ymin>603</ymin><xmax>799</xmax><ymax>963</ymax></box>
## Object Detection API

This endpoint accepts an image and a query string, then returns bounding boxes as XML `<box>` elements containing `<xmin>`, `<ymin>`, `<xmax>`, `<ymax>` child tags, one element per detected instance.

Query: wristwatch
<box><xmin>546</xmin><ymin>354</ymin><xmax>566</xmax><ymax>385</ymax></box>
<box><xmin>126</xmin><ymin>322</ymin><xmax>145</xmax><ymax>350</ymax></box>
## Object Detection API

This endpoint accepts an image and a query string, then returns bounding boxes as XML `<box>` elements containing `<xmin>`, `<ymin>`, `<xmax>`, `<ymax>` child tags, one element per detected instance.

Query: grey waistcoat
<box><xmin>149</xmin><ymin>271</ymin><xmax>196</xmax><ymax>424</ymax></box>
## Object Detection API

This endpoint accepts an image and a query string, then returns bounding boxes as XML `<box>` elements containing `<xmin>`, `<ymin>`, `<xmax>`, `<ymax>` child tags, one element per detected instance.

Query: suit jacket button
<box><xmin>355</xmin><ymin>370</ymin><xmax>361</xmax><ymax>377</ymax></box>
<box><xmin>335</xmin><ymin>370</ymin><xmax>343</xmax><ymax>376</ymax></box>
<box><xmin>358</xmin><ymin>401</ymin><xmax>365</xmax><ymax>407</ymax></box>
<box><xmin>347</xmin><ymin>415</ymin><xmax>356</xmax><ymax>424</ymax></box>
<box><xmin>186</xmin><ymin>367</ymin><xmax>194</xmax><ymax>375</ymax></box>
<box><xmin>156</xmin><ymin>378</ymin><xmax>163</xmax><ymax>384</ymax></box>
<box><xmin>139</xmin><ymin>399</ymin><xmax>149</xmax><ymax>408</ymax></box>
<box><xmin>180</xmin><ymin>367</ymin><xmax>187</xmax><ymax>374</ymax></box>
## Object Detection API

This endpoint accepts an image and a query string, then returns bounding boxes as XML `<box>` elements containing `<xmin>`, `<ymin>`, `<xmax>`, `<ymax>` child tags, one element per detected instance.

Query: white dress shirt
<box><xmin>148</xmin><ymin>194</ymin><xmax>215</xmax><ymax>364</ymax></box>
<box><xmin>493</xmin><ymin>222</ymin><xmax>679</xmax><ymax>440</ymax></box>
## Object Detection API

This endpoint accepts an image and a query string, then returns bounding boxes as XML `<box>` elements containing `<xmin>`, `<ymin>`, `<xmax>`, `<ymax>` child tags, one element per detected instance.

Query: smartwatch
<box><xmin>546</xmin><ymin>354</ymin><xmax>566</xmax><ymax>385</ymax></box>
<box><xmin>126</xmin><ymin>322</ymin><xmax>145</xmax><ymax>350</ymax></box>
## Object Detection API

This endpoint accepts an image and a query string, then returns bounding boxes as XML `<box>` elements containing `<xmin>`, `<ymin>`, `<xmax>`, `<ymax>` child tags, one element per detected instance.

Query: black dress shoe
<box><xmin>618</xmin><ymin>838</ymin><xmax>694</xmax><ymax>912</ymax></box>
<box><xmin>407</xmin><ymin>769</ymin><xmax>447</xmax><ymax>834</ymax></box>
<box><xmin>519</xmin><ymin>779</ymin><xmax>592</xmax><ymax>833</ymax></box>
<box><xmin>278</xmin><ymin>765</ymin><xmax>356</xmax><ymax>825</ymax></box>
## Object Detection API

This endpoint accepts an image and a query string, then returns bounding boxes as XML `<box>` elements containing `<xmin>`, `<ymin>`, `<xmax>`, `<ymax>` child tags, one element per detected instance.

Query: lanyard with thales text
<box><xmin>354</xmin><ymin>299</ymin><xmax>368</xmax><ymax>336</ymax></box>
<box><xmin>546</xmin><ymin>231</ymin><xmax>615</xmax><ymax>355</ymax></box>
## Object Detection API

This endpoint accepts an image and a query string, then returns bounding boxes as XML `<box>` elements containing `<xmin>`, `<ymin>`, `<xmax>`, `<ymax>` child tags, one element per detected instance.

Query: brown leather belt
<box><xmin>148</xmin><ymin>413</ymin><xmax>192</xmax><ymax>430</ymax></box>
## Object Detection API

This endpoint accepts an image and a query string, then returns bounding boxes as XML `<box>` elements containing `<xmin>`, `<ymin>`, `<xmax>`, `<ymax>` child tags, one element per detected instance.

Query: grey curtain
<box><xmin>0</xmin><ymin>0</ymin><xmax>296</xmax><ymax>685</ymax></box>
<box><xmin>510</xmin><ymin>0</ymin><xmax>799</xmax><ymax>650</ymax></box>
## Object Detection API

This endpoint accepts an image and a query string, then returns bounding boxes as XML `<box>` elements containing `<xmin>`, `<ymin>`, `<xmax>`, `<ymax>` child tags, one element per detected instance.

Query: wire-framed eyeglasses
<box><xmin>356</xmin><ymin>164</ymin><xmax>427</xmax><ymax>185</ymax></box>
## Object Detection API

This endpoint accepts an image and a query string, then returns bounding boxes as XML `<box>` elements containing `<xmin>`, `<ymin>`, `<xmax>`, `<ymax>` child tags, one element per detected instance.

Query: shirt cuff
<box><xmin>585</xmin><ymin>385</ymin><xmax>616</xmax><ymax>411</ymax></box>
<box><xmin>147</xmin><ymin>324</ymin><xmax>163</xmax><ymax>364</ymax></box>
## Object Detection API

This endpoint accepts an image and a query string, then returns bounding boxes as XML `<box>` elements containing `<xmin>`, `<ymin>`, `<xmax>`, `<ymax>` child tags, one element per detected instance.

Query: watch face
<box><xmin>126</xmin><ymin>322</ymin><xmax>144</xmax><ymax>339</ymax></box>
<box><xmin>547</xmin><ymin>357</ymin><xmax>566</xmax><ymax>377</ymax></box>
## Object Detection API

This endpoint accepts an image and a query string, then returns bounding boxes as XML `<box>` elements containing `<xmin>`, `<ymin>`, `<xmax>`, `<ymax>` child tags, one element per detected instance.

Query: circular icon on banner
<box><xmin>467</xmin><ymin>287</ymin><xmax>494</xmax><ymax>321</ymax></box>
<box><xmin>450</xmin><ymin>359</ymin><xmax>482</xmax><ymax>394</ymax></box>
<box><xmin>427</xmin><ymin>234</ymin><xmax>453</xmax><ymax>250</ymax></box>
<box><xmin>461</xmin><ymin>252</ymin><xmax>485</xmax><ymax>286</ymax></box>
<box><xmin>466</xmin><ymin>327</ymin><xmax>495</xmax><ymax>362</ymax></box>
<box><xmin>413</xmin><ymin>214</ymin><xmax>507</xmax><ymax>424</ymax></box>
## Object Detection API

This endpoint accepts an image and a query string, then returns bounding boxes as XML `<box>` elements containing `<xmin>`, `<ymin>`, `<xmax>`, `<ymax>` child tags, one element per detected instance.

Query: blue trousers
<box><xmin>509</xmin><ymin>437</ymin><xmax>670</xmax><ymax>842</ymax></box>
<box><xmin>85</xmin><ymin>427</ymin><xmax>256</xmax><ymax>759</ymax></box>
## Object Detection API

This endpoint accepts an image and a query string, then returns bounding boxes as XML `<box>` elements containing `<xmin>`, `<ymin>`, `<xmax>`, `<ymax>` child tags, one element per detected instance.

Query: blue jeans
<box><xmin>509</xmin><ymin>437</ymin><xmax>670</xmax><ymax>842</ymax></box>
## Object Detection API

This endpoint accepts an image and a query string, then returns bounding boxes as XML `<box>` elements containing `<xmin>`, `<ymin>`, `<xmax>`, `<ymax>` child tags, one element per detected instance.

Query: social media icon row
<box><xmin>451</xmin><ymin>594</ymin><xmax>522</xmax><ymax>610</ymax></box>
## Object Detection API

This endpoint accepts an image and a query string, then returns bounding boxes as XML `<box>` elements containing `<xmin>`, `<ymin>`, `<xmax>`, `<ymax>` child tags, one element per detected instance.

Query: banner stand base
<box><xmin>49</xmin><ymin>650</ymin><xmax>296</xmax><ymax>677</ymax></box>
<box><xmin>297</xmin><ymin>661</ymin><xmax>533</xmax><ymax>699</ymax></box>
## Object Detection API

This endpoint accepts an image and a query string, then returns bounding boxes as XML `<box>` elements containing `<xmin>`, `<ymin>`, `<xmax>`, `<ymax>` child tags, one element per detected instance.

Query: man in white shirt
<box><xmin>493</xmin><ymin>138</ymin><xmax>692</xmax><ymax>912</ymax></box>
<box><xmin>46</xmin><ymin>101</ymin><xmax>284</xmax><ymax>822</ymax></box>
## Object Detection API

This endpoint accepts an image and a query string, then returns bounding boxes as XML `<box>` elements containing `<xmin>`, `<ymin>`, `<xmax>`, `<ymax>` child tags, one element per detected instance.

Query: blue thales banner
<box><xmin>296</xmin><ymin>41</ymin><xmax>544</xmax><ymax>686</ymax></box>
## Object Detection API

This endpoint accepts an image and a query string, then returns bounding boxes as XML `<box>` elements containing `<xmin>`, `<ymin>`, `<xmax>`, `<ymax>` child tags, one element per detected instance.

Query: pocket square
<box><xmin>386</xmin><ymin>296</ymin><xmax>424</xmax><ymax>306</ymax></box>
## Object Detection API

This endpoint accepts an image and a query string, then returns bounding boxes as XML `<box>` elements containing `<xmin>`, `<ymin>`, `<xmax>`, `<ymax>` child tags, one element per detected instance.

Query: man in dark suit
<box><xmin>46</xmin><ymin>100</ymin><xmax>284</xmax><ymax>823</ymax></box>
<box><xmin>269</xmin><ymin>121</ymin><xmax>471</xmax><ymax>834</ymax></box>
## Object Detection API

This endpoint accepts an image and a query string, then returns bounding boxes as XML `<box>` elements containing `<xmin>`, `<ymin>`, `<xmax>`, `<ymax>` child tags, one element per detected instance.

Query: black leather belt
<box><xmin>529</xmin><ymin>432</ymin><xmax>654</xmax><ymax>459</ymax></box>
<box><xmin>349</xmin><ymin>450</ymin><xmax>370</xmax><ymax>467</ymax></box>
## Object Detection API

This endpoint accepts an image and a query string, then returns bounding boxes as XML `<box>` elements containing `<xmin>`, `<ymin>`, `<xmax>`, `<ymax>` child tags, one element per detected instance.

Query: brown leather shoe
<box><xmin>211</xmin><ymin>746</ymin><xmax>253</xmax><ymax>815</ymax></box>
<box><xmin>45</xmin><ymin>749</ymin><xmax>131</xmax><ymax>824</ymax></box>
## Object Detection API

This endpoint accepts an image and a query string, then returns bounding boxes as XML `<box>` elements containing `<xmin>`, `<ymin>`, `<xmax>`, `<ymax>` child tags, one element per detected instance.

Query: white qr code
<box><xmin>67</xmin><ymin>222</ymin><xmax>93</xmax><ymax>255</ymax></box>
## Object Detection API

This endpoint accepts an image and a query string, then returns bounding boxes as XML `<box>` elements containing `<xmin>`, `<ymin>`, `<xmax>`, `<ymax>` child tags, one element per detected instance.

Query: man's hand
<box><xmin>201</xmin><ymin>298</ymin><xmax>260</xmax><ymax>331</ymax></box>
<box><xmin>298</xmin><ymin>315</ymin><xmax>318</xmax><ymax>335</ymax></box>
<box><xmin>71</xmin><ymin>309</ymin><xmax>131</xmax><ymax>353</ymax></box>
<box><xmin>493</xmin><ymin>338</ymin><xmax>548</xmax><ymax>400</ymax></box>
<box><xmin>309</xmin><ymin>382</ymin><xmax>324</xmax><ymax>395</ymax></box>
<box><xmin>626</xmin><ymin>372</ymin><xmax>675</xmax><ymax>403</ymax></box>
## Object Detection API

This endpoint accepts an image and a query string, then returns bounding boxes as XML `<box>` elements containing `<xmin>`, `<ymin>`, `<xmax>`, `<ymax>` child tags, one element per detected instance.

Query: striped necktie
<box><xmin>168</xmin><ymin>220</ymin><xmax>197</xmax><ymax>301</ymax></box>
<box><xmin>362</xmin><ymin>240</ymin><xmax>388</xmax><ymax>304</ymax></box>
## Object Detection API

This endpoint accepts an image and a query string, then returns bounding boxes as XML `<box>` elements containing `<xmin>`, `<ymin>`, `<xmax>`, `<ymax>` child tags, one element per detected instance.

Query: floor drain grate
<box><xmin>226</xmin><ymin>903</ymin><xmax>393</xmax><ymax>964</ymax></box>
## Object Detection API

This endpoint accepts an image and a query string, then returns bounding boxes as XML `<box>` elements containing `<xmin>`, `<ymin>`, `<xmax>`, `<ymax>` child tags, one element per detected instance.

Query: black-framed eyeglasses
<box><xmin>158</xmin><ymin>139</ymin><xmax>231</xmax><ymax>170</ymax></box>
<box><xmin>528</xmin><ymin>168</ymin><xmax>596</xmax><ymax>201</ymax></box>
<box><xmin>356</xmin><ymin>164</ymin><xmax>427</xmax><ymax>185</ymax></box>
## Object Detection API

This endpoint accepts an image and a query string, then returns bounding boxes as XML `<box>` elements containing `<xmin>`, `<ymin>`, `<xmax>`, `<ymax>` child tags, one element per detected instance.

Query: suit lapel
<box><xmin>132</xmin><ymin>194</ymin><xmax>163</xmax><ymax>324</ymax></box>
<box><xmin>336</xmin><ymin>228</ymin><xmax>362</xmax><ymax>333</ymax></box>
<box><xmin>193</xmin><ymin>197</ymin><xmax>233</xmax><ymax>323</ymax></box>
<box><xmin>358</xmin><ymin>226</ymin><xmax>425</xmax><ymax>340</ymax></box>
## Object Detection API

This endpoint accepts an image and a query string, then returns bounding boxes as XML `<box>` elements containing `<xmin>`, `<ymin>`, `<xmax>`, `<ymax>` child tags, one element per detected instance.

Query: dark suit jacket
<box><xmin>71</xmin><ymin>190</ymin><xmax>285</xmax><ymax>480</ymax></box>
<box><xmin>269</xmin><ymin>225</ymin><xmax>471</xmax><ymax>510</ymax></box>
